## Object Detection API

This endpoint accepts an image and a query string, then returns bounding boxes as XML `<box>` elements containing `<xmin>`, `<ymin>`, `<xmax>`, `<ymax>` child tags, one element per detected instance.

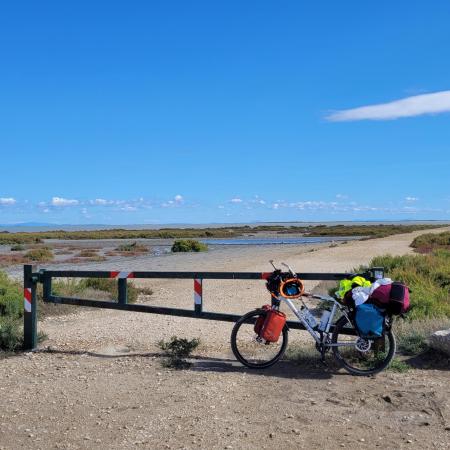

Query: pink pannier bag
<box><xmin>369</xmin><ymin>282</ymin><xmax>410</xmax><ymax>315</ymax></box>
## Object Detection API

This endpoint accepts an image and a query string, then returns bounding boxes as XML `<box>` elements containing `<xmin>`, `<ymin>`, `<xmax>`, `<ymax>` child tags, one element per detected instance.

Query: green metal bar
<box><xmin>45</xmin><ymin>294</ymin><xmax>356</xmax><ymax>334</ymax></box>
<box><xmin>23</xmin><ymin>265</ymin><xmax>38</xmax><ymax>350</ymax></box>
<box><xmin>118</xmin><ymin>278</ymin><xmax>128</xmax><ymax>305</ymax></box>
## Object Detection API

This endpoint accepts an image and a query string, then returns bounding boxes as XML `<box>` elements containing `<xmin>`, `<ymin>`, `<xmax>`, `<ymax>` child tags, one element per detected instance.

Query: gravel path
<box><xmin>1</xmin><ymin>227</ymin><xmax>449</xmax><ymax>449</ymax></box>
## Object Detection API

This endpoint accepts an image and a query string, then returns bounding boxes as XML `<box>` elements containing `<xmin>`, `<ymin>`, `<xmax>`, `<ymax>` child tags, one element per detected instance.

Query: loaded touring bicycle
<box><xmin>231</xmin><ymin>261</ymin><xmax>409</xmax><ymax>375</ymax></box>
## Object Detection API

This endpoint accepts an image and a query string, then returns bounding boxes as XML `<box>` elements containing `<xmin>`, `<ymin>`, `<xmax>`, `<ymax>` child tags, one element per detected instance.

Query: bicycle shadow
<box><xmin>189</xmin><ymin>356</ymin><xmax>342</xmax><ymax>380</ymax></box>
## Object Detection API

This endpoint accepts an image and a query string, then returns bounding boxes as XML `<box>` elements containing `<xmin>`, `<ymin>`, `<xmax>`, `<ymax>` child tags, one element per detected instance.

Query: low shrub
<box><xmin>25</xmin><ymin>247</ymin><xmax>54</xmax><ymax>262</ymax></box>
<box><xmin>387</xmin><ymin>357</ymin><xmax>410</xmax><ymax>373</ymax></box>
<box><xmin>0</xmin><ymin>272</ymin><xmax>22</xmax><ymax>318</ymax></box>
<box><xmin>76</xmin><ymin>249</ymin><xmax>99</xmax><ymax>257</ymax></box>
<box><xmin>171</xmin><ymin>239</ymin><xmax>208</xmax><ymax>253</ymax></box>
<box><xmin>157</xmin><ymin>336</ymin><xmax>200</xmax><ymax>369</ymax></box>
<box><xmin>116</xmin><ymin>242</ymin><xmax>148</xmax><ymax>253</ymax></box>
<box><xmin>394</xmin><ymin>317</ymin><xmax>450</xmax><ymax>356</ymax></box>
<box><xmin>10</xmin><ymin>244</ymin><xmax>25</xmax><ymax>251</ymax></box>
<box><xmin>0</xmin><ymin>317</ymin><xmax>22</xmax><ymax>351</ymax></box>
<box><xmin>0</xmin><ymin>272</ymin><xmax>23</xmax><ymax>351</ymax></box>
<box><xmin>411</xmin><ymin>231</ymin><xmax>450</xmax><ymax>253</ymax></box>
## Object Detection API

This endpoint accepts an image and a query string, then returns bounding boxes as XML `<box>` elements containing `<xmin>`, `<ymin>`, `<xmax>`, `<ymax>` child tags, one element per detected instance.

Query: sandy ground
<box><xmin>1</xmin><ymin>227</ymin><xmax>449</xmax><ymax>449</ymax></box>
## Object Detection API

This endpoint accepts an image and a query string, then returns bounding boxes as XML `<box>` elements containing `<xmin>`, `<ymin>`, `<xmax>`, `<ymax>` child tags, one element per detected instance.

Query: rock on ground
<box><xmin>429</xmin><ymin>328</ymin><xmax>450</xmax><ymax>355</ymax></box>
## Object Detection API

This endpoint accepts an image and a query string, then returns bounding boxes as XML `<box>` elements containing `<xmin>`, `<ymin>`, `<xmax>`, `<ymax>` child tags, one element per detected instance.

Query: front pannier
<box><xmin>255</xmin><ymin>307</ymin><xmax>286</xmax><ymax>342</ymax></box>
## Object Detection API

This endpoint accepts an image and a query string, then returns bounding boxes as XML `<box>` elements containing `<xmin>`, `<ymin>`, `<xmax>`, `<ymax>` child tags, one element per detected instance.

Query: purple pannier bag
<box><xmin>369</xmin><ymin>282</ymin><xmax>410</xmax><ymax>315</ymax></box>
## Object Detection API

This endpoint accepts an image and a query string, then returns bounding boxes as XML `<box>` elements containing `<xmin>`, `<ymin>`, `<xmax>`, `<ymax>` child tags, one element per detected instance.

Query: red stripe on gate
<box><xmin>194</xmin><ymin>279</ymin><xmax>202</xmax><ymax>296</ymax></box>
<box><xmin>24</xmin><ymin>287</ymin><xmax>32</xmax><ymax>301</ymax></box>
<box><xmin>109</xmin><ymin>272</ymin><xmax>134</xmax><ymax>279</ymax></box>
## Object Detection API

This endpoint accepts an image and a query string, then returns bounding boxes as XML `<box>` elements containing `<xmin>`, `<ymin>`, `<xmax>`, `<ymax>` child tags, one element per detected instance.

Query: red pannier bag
<box><xmin>254</xmin><ymin>305</ymin><xmax>271</xmax><ymax>335</ymax></box>
<box><xmin>369</xmin><ymin>282</ymin><xmax>410</xmax><ymax>315</ymax></box>
<box><xmin>255</xmin><ymin>307</ymin><xmax>287</xmax><ymax>342</ymax></box>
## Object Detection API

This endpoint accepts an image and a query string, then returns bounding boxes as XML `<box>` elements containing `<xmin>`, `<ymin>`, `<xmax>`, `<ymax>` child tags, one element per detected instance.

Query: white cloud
<box><xmin>90</xmin><ymin>198</ymin><xmax>115</xmax><ymax>206</ymax></box>
<box><xmin>51</xmin><ymin>197</ymin><xmax>79</xmax><ymax>206</ymax></box>
<box><xmin>230</xmin><ymin>198</ymin><xmax>243</xmax><ymax>203</ymax></box>
<box><xmin>405</xmin><ymin>196</ymin><xmax>419</xmax><ymax>202</ymax></box>
<box><xmin>174</xmin><ymin>194</ymin><xmax>183</xmax><ymax>203</ymax></box>
<box><xmin>0</xmin><ymin>197</ymin><xmax>16</xmax><ymax>205</ymax></box>
<box><xmin>326</xmin><ymin>90</ymin><xmax>450</xmax><ymax>122</ymax></box>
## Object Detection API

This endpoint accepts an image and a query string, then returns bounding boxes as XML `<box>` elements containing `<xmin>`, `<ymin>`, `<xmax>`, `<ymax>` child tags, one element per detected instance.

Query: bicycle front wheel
<box><xmin>331</xmin><ymin>315</ymin><xmax>396</xmax><ymax>376</ymax></box>
<box><xmin>231</xmin><ymin>309</ymin><xmax>288</xmax><ymax>369</ymax></box>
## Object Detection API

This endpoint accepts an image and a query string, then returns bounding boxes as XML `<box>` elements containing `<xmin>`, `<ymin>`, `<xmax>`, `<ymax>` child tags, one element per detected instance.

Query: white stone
<box><xmin>429</xmin><ymin>329</ymin><xmax>450</xmax><ymax>355</ymax></box>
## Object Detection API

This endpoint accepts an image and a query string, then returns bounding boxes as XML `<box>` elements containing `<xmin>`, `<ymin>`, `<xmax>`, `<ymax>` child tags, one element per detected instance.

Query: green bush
<box><xmin>25</xmin><ymin>247</ymin><xmax>54</xmax><ymax>262</ymax></box>
<box><xmin>0</xmin><ymin>272</ymin><xmax>23</xmax><ymax>351</ymax></box>
<box><xmin>158</xmin><ymin>336</ymin><xmax>200</xmax><ymax>369</ymax></box>
<box><xmin>0</xmin><ymin>317</ymin><xmax>22</xmax><ymax>351</ymax></box>
<box><xmin>0</xmin><ymin>272</ymin><xmax>22</xmax><ymax>318</ymax></box>
<box><xmin>411</xmin><ymin>231</ymin><xmax>450</xmax><ymax>253</ymax></box>
<box><xmin>10</xmin><ymin>244</ymin><xmax>25</xmax><ymax>251</ymax></box>
<box><xmin>171</xmin><ymin>239</ymin><xmax>208</xmax><ymax>253</ymax></box>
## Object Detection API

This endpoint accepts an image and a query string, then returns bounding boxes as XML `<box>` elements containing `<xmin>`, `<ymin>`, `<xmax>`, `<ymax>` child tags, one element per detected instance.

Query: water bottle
<box><xmin>318</xmin><ymin>310</ymin><xmax>331</xmax><ymax>331</ymax></box>
<box><xmin>302</xmin><ymin>307</ymin><xmax>317</xmax><ymax>329</ymax></box>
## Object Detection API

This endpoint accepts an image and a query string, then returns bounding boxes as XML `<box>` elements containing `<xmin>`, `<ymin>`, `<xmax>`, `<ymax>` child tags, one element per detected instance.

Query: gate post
<box><xmin>118</xmin><ymin>278</ymin><xmax>128</xmax><ymax>305</ymax></box>
<box><xmin>194</xmin><ymin>278</ymin><xmax>202</xmax><ymax>314</ymax></box>
<box><xmin>23</xmin><ymin>264</ymin><xmax>38</xmax><ymax>350</ymax></box>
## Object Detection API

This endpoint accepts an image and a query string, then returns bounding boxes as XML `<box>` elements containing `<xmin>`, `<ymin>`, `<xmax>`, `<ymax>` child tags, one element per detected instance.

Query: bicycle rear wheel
<box><xmin>231</xmin><ymin>309</ymin><xmax>288</xmax><ymax>369</ymax></box>
<box><xmin>331</xmin><ymin>315</ymin><xmax>396</xmax><ymax>376</ymax></box>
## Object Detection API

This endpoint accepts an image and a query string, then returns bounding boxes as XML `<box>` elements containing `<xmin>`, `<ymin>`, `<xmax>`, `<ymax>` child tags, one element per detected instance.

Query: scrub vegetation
<box><xmin>0</xmin><ymin>223</ymin><xmax>444</xmax><ymax>244</ymax></box>
<box><xmin>171</xmin><ymin>239</ymin><xmax>208</xmax><ymax>253</ymax></box>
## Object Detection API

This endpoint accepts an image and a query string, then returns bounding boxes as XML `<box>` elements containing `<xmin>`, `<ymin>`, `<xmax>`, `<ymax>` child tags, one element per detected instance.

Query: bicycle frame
<box><xmin>276</xmin><ymin>294</ymin><xmax>358</xmax><ymax>347</ymax></box>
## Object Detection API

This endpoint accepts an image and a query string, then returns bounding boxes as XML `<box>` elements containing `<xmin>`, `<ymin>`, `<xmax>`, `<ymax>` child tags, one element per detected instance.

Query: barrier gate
<box><xmin>23</xmin><ymin>264</ymin><xmax>384</xmax><ymax>350</ymax></box>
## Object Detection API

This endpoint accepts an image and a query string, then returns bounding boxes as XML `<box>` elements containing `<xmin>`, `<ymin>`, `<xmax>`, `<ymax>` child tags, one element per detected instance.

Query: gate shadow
<box><xmin>36</xmin><ymin>347</ymin><xmax>345</xmax><ymax>380</ymax></box>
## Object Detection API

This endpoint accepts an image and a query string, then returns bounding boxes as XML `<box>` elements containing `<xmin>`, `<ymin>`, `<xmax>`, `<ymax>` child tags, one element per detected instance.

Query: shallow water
<box><xmin>199</xmin><ymin>236</ymin><xmax>357</xmax><ymax>246</ymax></box>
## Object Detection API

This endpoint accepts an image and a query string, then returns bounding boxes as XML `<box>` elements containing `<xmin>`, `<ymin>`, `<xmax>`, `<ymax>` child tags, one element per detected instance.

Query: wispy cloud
<box><xmin>0</xmin><ymin>197</ymin><xmax>16</xmax><ymax>205</ymax></box>
<box><xmin>90</xmin><ymin>198</ymin><xmax>115</xmax><ymax>206</ymax></box>
<box><xmin>230</xmin><ymin>198</ymin><xmax>243</xmax><ymax>203</ymax></box>
<box><xmin>405</xmin><ymin>196</ymin><xmax>419</xmax><ymax>202</ymax></box>
<box><xmin>326</xmin><ymin>90</ymin><xmax>450</xmax><ymax>122</ymax></box>
<box><xmin>51</xmin><ymin>197</ymin><xmax>79</xmax><ymax>206</ymax></box>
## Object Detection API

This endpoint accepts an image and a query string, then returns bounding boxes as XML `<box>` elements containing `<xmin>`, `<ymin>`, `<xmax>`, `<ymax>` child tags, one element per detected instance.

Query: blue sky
<box><xmin>1</xmin><ymin>1</ymin><xmax>449</xmax><ymax>224</ymax></box>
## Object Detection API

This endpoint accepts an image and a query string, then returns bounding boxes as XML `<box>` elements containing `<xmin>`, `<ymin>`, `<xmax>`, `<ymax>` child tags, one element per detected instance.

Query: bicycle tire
<box><xmin>231</xmin><ymin>309</ymin><xmax>288</xmax><ymax>369</ymax></box>
<box><xmin>331</xmin><ymin>315</ymin><xmax>396</xmax><ymax>376</ymax></box>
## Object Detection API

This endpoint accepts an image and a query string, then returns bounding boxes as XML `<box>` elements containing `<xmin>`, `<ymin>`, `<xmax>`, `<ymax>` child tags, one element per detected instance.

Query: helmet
<box><xmin>279</xmin><ymin>278</ymin><xmax>304</xmax><ymax>299</ymax></box>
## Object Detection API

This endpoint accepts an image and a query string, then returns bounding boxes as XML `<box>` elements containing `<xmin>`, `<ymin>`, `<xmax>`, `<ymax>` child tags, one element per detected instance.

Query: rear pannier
<box><xmin>369</xmin><ymin>282</ymin><xmax>410</xmax><ymax>315</ymax></box>
<box><xmin>354</xmin><ymin>303</ymin><xmax>385</xmax><ymax>338</ymax></box>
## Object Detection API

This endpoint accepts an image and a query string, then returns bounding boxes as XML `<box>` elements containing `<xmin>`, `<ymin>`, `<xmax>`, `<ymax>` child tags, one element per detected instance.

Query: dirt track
<box><xmin>1</xmin><ymin>228</ymin><xmax>449</xmax><ymax>449</ymax></box>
